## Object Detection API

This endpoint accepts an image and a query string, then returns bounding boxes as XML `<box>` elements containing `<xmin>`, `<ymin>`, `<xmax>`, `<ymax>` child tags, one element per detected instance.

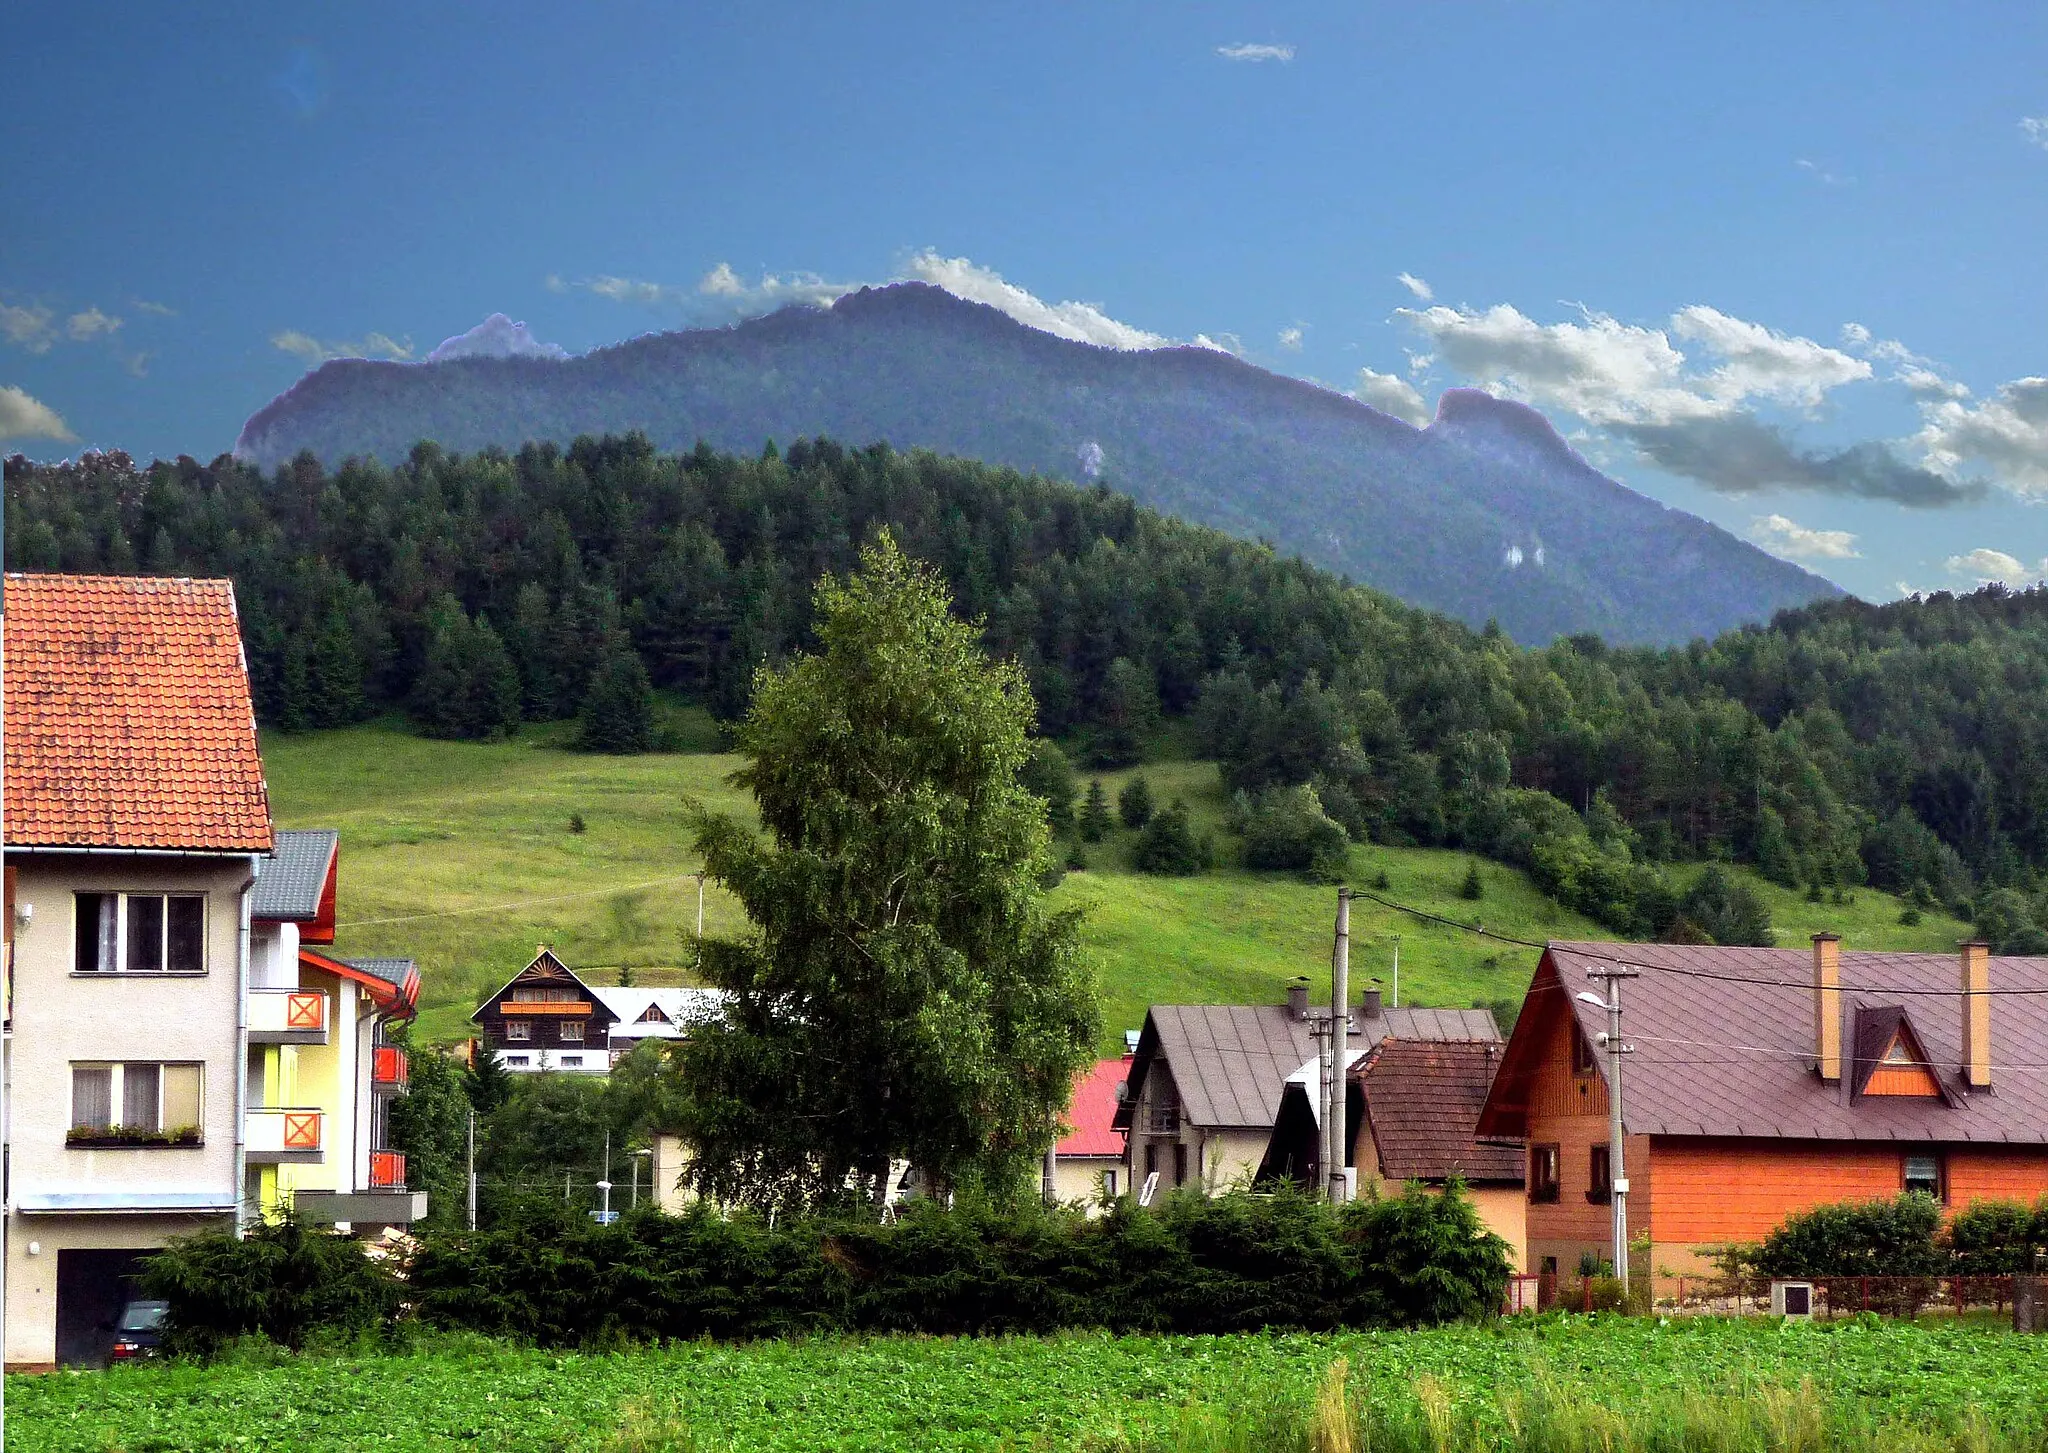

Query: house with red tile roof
<box><xmin>1478</xmin><ymin>936</ymin><xmax>2048</xmax><ymax>1283</ymax></box>
<box><xmin>1048</xmin><ymin>1055</ymin><xmax>1130</xmax><ymax>1209</ymax></box>
<box><xmin>2</xmin><ymin>575</ymin><xmax>422</xmax><ymax>1370</ymax></box>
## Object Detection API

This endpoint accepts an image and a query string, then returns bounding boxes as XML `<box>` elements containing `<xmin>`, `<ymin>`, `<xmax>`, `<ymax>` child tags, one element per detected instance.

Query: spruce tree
<box><xmin>1119</xmin><ymin>773</ymin><xmax>1155</xmax><ymax>830</ymax></box>
<box><xmin>307</xmin><ymin>606</ymin><xmax>367</xmax><ymax>728</ymax></box>
<box><xmin>1133</xmin><ymin>798</ymin><xmax>1205</xmax><ymax>875</ymax></box>
<box><xmin>1080</xmin><ymin>780</ymin><xmax>1112</xmax><ymax>842</ymax></box>
<box><xmin>577</xmin><ymin>643</ymin><xmax>657</xmax><ymax>753</ymax></box>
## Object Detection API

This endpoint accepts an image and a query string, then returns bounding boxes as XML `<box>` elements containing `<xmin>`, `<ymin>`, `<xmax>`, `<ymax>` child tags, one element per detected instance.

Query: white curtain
<box><xmin>95</xmin><ymin>895</ymin><xmax>118</xmax><ymax>974</ymax></box>
<box><xmin>71</xmin><ymin>1065</ymin><xmax>113</xmax><ymax>1130</ymax></box>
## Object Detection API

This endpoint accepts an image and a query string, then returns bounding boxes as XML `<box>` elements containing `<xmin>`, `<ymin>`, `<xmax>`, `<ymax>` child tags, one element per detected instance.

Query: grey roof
<box><xmin>338</xmin><ymin>957</ymin><xmax>416</xmax><ymax>991</ymax></box>
<box><xmin>1123</xmin><ymin>1001</ymin><xmax>1501</xmax><ymax>1132</ymax></box>
<box><xmin>1498</xmin><ymin>941</ymin><xmax>2048</xmax><ymax>1144</ymax></box>
<box><xmin>252</xmin><ymin>829</ymin><xmax>338</xmax><ymax>920</ymax></box>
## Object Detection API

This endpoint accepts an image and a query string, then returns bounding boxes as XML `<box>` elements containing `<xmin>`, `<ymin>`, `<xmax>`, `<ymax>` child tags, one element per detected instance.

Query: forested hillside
<box><xmin>9</xmin><ymin>436</ymin><xmax>2048</xmax><ymax>947</ymax></box>
<box><xmin>230</xmin><ymin>283</ymin><xmax>1836</xmax><ymax>645</ymax></box>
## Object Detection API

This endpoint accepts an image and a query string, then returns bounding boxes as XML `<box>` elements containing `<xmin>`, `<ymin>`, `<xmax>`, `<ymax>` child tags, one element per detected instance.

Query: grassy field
<box><xmin>265</xmin><ymin>722</ymin><xmax>1974</xmax><ymax>1050</ymax></box>
<box><xmin>12</xmin><ymin>1319</ymin><xmax>2047</xmax><ymax>1452</ymax></box>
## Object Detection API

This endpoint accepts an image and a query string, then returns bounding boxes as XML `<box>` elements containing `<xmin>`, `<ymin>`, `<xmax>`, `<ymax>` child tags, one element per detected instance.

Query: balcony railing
<box><xmin>246</xmin><ymin>1105</ymin><xmax>323</xmax><ymax>1163</ymax></box>
<box><xmin>249</xmin><ymin>987</ymin><xmax>329</xmax><ymax>1045</ymax></box>
<box><xmin>372</xmin><ymin>1045</ymin><xmax>409</xmax><ymax>1089</ymax></box>
<box><xmin>369</xmin><ymin>1150</ymin><xmax>406</xmax><ymax>1190</ymax></box>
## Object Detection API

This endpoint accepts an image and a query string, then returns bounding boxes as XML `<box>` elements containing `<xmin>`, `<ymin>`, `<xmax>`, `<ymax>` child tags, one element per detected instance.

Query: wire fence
<box><xmin>1505</xmin><ymin>1270</ymin><xmax>2030</xmax><ymax>1318</ymax></box>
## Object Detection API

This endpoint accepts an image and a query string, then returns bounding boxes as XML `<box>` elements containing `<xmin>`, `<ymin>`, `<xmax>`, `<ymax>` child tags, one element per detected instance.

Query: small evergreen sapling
<box><xmin>1079</xmin><ymin>780</ymin><xmax>1113</xmax><ymax>842</ymax></box>
<box><xmin>1458</xmin><ymin>860</ymin><xmax>1484</xmax><ymax>900</ymax></box>
<box><xmin>1119</xmin><ymin>774</ymin><xmax>1155</xmax><ymax>830</ymax></box>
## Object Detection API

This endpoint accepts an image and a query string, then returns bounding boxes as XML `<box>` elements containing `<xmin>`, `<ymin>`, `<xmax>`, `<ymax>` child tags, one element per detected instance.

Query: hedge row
<box><xmin>143</xmin><ymin>1184</ymin><xmax>1512</xmax><ymax>1355</ymax></box>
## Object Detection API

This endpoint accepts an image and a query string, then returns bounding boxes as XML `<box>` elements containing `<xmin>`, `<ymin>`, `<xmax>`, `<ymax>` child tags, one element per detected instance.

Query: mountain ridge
<box><xmin>235</xmin><ymin>282</ymin><xmax>1840</xmax><ymax>645</ymax></box>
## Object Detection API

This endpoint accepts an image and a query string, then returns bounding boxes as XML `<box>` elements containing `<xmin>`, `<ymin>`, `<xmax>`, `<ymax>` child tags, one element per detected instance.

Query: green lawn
<box><xmin>11</xmin><ymin>1319</ymin><xmax>2047</xmax><ymax>1453</ymax></box>
<box><xmin>264</xmin><ymin>722</ymin><xmax>1972</xmax><ymax>1051</ymax></box>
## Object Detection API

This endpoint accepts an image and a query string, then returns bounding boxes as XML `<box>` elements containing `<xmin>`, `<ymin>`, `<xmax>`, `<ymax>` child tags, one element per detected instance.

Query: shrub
<box><xmin>136</xmin><ymin>1214</ymin><xmax>402</xmax><ymax>1357</ymax></box>
<box><xmin>1947</xmin><ymin>1198</ymin><xmax>2048</xmax><ymax>1274</ymax></box>
<box><xmin>1746</xmin><ymin>1193</ymin><xmax>1945</xmax><ymax>1279</ymax></box>
<box><xmin>1678</xmin><ymin>865</ymin><xmax>1774</xmax><ymax>946</ymax></box>
<box><xmin>1458</xmin><ymin>861</ymin><xmax>1484</xmax><ymax>900</ymax></box>
<box><xmin>1133</xmin><ymin>798</ymin><xmax>1207</xmax><ymax>875</ymax></box>
<box><xmin>1234</xmin><ymin>784</ymin><xmax>1349</xmax><ymax>877</ymax></box>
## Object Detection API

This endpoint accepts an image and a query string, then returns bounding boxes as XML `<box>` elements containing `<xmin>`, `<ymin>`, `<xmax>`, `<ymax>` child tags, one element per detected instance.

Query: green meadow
<box><xmin>263</xmin><ymin>720</ymin><xmax>1975</xmax><ymax>1050</ymax></box>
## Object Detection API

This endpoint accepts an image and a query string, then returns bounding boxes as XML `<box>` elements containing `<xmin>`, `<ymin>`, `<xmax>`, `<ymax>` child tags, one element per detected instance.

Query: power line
<box><xmin>336</xmin><ymin>874</ymin><xmax>701</xmax><ymax>928</ymax></box>
<box><xmin>1344</xmin><ymin>883</ymin><xmax>2048</xmax><ymax>997</ymax></box>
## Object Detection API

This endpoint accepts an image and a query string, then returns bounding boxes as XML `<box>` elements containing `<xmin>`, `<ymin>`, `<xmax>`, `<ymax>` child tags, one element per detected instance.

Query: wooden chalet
<box><xmin>472</xmin><ymin>948</ymin><xmax>619</xmax><ymax>1075</ymax></box>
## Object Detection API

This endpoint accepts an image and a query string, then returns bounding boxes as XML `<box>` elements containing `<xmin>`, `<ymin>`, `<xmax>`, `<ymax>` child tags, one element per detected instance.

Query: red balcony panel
<box><xmin>373</xmin><ymin>1045</ymin><xmax>409</xmax><ymax>1087</ymax></box>
<box><xmin>369</xmin><ymin>1150</ymin><xmax>406</xmax><ymax>1190</ymax></box>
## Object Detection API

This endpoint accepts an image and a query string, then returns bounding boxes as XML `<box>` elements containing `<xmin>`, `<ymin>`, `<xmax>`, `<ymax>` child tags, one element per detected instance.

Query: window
<box><xmin>638</xmin><ymin>1003</ymin><xmax>671</xmax><ymax>1023</ymax></box>
<box><xmin>1571</xmin><ymin>1025</ymin><xmax>1599</xmax><ymax>1076</ymax></box>
<box><xmin>74</xmin><ymin>893</ymin><xmax>205</xmax><ymax>974</ymax></box>
<box><xmin>1530</xmin><ymin>1143</ymin><xmax>1561</xmax><ymax>1203</ymax></box>
<box><xmin>503</xmin><ymin>1054</ymin><xmax>530</xmax><ymax>1067</ymax></box>
<box><xmin>69</xmin><ymin>1062</ymin><xmax>202</xmax><ymax>1139</ymax></box>
<box><xmin>1903</xmin><ymin>1152</ymin><xmax>1946</xmax><ymax>1202</ymax></box>
<box><xmin>1587</xmin><ymin>1144</ymin><xmax>1612</xmax><ymax>1204</ymax></box>
<box><xmin>1144</xmin><ymin>1143</ymin><xmax>1158</xmax><ymax>1177</ymax></box>
<box><xmin>559</xmin><ymin>1055</ymin><xmax>583</xmax><ymax>1067</ymax></box>
<box><xmin>1102</xmin><ymin>1168</ymin><xmax>1118</xmax><ymax>1199</ymax></box>
<box><xmin>504</xmin><ymin>1021</ymin><xmax>532</xmax><ymax>1042</ymax></box>
<box><xmin>1173</xmin><ymin>1143</ymin><xmax>1188</xmax><ymax>1187</ymax></box>
<box><xmin>560</xmin><ymin>1020</ymin><xmax>585</xmax><ymax>1042</ymax></box>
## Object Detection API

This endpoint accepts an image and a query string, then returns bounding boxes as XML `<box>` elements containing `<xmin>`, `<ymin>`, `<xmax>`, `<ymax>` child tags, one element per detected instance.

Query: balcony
<box><xmin>249</xmin><ymin>987</ymin><xmax>329</xmax><ymax>1045</ymax></box>
<box><xmin>369</xmin><ymin>1149</ymin><xmax>407</xmax><ymax>1190</ymax></box>
<box><xmin>372</xmin><ymin>1045</ymin><xmax>409</xmax><ymax>1090</ymax></box>
<box><xmin>245</xmin><ymin>1105</ymin><xmax>323</xmax><ymax>1164</ymax></box>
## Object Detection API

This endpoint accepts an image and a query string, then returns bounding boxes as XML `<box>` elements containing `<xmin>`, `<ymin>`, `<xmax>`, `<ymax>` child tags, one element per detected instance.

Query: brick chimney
<box><xmin>1961</xmin><ymin>940</ymin><xmax>1992</xmax><ymax>1089</ymax></box>
<box><xmin>1813</xmin><ymin>933</ymin><xmax>1842</xmax><ymax>1082</ymax></box>
<box><xmin>1286</xmin><ymin>978</ymin><xmax>1309</xmax><ymax>1021</ymax></box>
<box><xmin>1359</xmin><ymin>985</ymin><xmax>1383</xmax><ymax>1019</ymax></box>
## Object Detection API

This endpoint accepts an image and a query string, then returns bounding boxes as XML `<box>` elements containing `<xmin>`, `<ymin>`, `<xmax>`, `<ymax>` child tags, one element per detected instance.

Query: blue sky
<box><xmin>6</xmin><ymin>2</ymin><xmax>2048</xmax><ymax>603</ymax></box>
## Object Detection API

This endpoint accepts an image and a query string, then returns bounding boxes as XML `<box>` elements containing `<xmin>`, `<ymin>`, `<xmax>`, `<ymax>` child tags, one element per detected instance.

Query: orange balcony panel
<box><xmin>501</xmin><ymin>1001</ymin><xmax>590</xmax><ymax>1015</ymax></box>
<box><xmin>372</xmin><ymin>1045</ymin><xmax>409</xmax><ymax>1087</ymax></box>
<box><xmin>369</xmin><ymin>1150</ymin><xmax>407</xmax><ymax>1190</ymax></box>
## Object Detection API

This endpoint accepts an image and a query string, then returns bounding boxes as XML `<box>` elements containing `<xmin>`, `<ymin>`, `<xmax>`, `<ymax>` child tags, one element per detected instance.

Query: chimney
<box><xmin>1961</xmin><ymin>941</ymin><xmax>1992</xmax><ymax>1090</ymax></box>
<box><xmin>1286</xmin><ymin>978</ymin><xmax>1309</xmax><ymax>1021</ymax></box>
<box><xmin>1813</xmin><ymin>933</ymin><xmax>1842</xmax><ymax>1082</ymax></box>
<box><xmin>1358</xmin><ymin>986</ymin><xmax>1383</xmax><ymax>1019</ymax></box>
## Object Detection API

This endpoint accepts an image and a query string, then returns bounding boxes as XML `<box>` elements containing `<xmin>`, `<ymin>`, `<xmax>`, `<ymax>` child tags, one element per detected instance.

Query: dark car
<box><xmin>108</xmin><ymin>1299</ymin><xmax>167</xmax><ymax>1362</ymax></box>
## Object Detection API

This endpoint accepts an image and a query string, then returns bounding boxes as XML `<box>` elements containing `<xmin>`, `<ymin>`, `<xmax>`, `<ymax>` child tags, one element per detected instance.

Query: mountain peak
<box><xmin>1429</xmin><ymin>387</ymin><xmax>1589</xmax><ymax>470</ymax></box>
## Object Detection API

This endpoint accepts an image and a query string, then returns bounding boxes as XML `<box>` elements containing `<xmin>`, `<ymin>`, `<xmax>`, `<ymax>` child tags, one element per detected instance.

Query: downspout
<box><xmin>234</xmin><ymin>867</ymin><xmax>254</xmax><ymax>1235</ymax></box>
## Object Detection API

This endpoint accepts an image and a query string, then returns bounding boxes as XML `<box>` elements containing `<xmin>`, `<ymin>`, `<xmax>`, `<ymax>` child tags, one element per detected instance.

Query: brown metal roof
<box><xmin>1359</xmin><ymin>1039</ymin><xmax>1524</xmax><ymax>1185</ymax></box>
<box><xmin>1488</xmin><ymin>941</ymin><xmax>2048</xmax><ymax>1144</ymax></box>
<box><xmin>1119</xmin><ymin>1001</ymin><xmax>1501</xmax><ymax>1132</ymax></box>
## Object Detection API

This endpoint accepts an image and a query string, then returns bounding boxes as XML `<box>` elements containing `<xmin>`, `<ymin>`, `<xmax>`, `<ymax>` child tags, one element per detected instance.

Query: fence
<box><xmin>1503</xmin><ymin>1272</ymin><xmax>2023</xmax><ymax>1318</ymax></box>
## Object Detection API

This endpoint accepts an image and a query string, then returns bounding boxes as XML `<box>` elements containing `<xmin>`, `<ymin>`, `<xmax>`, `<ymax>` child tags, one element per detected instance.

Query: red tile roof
<box><xmin>5</xmin><ymin>574</ymin><xmax>272</xmax><ymax>852</ymax></box>
<box><xmin>1057</xmin><ymin>1056</ymin><xmax>1131</xmax><ymax>1157</ymax></box>
<box><xmin>1358</xmin><ymin>1038</ymin><xmax>1523</xmax><ymax>1185</ymax></box>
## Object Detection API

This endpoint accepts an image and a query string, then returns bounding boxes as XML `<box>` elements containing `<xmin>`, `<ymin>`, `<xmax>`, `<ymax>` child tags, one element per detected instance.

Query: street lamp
<box><xmin>631</xmin><ymin>1147</ymin><xmax>653</xmax><ymax>1209</ymax></box>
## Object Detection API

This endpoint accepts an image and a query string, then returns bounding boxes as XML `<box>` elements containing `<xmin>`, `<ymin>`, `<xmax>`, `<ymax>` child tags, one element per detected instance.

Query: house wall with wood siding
<box><xmin>1645</xmin><ymin>1137</ymin><xmax>2048</xmax><ymax>1274</ymax></box>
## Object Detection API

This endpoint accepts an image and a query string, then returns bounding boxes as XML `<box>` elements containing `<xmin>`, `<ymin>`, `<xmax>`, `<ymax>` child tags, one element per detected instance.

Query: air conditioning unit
<box><xmin>1771</xmin><ymin>1280</ymin><xmax>1814</xmax><ymax>1319</ymax></box>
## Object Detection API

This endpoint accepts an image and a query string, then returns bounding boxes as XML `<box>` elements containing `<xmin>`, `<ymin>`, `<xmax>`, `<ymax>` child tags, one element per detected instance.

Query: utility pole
<box><xmin>1581</xmin><ymin>968</ymin><xmax>1638</xmax><ymax>1285</ymax></box>
<box><xmin>1325</xmin><ymin>888</ymin><xmax>1352</xmax><ymax>1204</ymax></box>
<box><xmin>1390</xmin><ymin>935</ymin><xmax>1400</xmax><ymax>1009</ymax></box>
<box><xmin>597</xmin><ymin>1129</ymin><xmax>613</xmax><ymax>1224</ymax></box>
<box><xmin>693</xmin><ymin>871</ymin><xmax>706</xmax><ymax>966</ymax></box>
<box><xmin>466</xmin><ymin>1109</ymin><xmax>478</xmax><ymax>1231</ymax></box>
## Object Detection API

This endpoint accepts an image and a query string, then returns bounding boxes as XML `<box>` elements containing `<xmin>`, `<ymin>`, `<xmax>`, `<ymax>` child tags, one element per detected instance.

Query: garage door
<box><xmin>55</xmin><ymin>1249</ymin><xmax>149</xmax><ymax>1369</ymax></box>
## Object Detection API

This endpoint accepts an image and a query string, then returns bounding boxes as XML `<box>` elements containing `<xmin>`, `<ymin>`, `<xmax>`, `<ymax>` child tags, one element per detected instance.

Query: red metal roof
<box><xmin>5</xmin><ymin>574</ymin><xmax>272</xmax><ymax>853</ymax></box>
<box><xmin>1057</xmin><ymin>1056</ymin><xmax>1130</xmax><ymax>1157</ymax></box>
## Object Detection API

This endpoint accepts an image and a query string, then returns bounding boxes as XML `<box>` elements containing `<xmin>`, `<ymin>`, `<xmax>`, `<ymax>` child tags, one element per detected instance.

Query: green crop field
<box><xmin>12</xmin><ymin>1319</ymin><xmax>2047</xmax><ymax>1452</ymax></box>
<box><xmin>265</xmin><ymin>721</ymin><xmax>1974</xmax><ymax>1051</ymax></box>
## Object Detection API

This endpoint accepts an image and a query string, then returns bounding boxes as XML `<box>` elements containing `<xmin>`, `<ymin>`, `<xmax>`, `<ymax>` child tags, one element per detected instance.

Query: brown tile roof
<box><xmin>1117</xmin><ymin>1001</ymin><xmax>1501</xmax><ymax>1132</ymax></box>
<box><xmin>1485</xmin><ymin>941</ymin><xmax>2048</xmax><ymax>1145</ymax></box>
<box><xmin>1358</xmin><ymin>1038</ymin><xmax>1523</xmax><ymax>1185</ymax></box>
<box><xmin>5</xmin><ymin>574</ymin><xmax>272</xmax><ymax>852</ymax></box>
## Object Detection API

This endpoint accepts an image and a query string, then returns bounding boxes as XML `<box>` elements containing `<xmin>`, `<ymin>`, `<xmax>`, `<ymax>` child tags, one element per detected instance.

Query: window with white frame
<box><xmin>559</xmin><ymin>1020</ymin><xmax>585</xmax><ymax>1042</ymax></box>
<box><xmin>504</xmin><ymin>1020</ymin><xmax>532</xmax><ymax>1042</ymax></box>
<box><xmin>70</xmin><ymin>1062</ymin><xmax>203</xmax><ymax>1134</ymax></box>
<box><xmin>74</xmin><ymin>893</ymin><xmax>206</xmax><ymax>974</ymax></box>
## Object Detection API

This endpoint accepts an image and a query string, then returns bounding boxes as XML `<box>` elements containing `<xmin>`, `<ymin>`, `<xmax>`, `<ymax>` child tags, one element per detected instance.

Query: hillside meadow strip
<box><xmin>12</xmin><ymin>1318</ymin><xmax>2048</xmax><ymax>1453</ymax></box>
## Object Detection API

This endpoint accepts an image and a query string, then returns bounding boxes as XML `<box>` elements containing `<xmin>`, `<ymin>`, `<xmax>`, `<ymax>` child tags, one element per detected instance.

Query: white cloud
<box><xmin>1795</xmin><ymin>158</ymin><xmax>1849</xmax><ymax>186</ymax></box>
<box><xmin>586</xmin><ymin>275</ymin><xmax>684</xmax><ymax>306</ymax></box>
<box><xmin>0</xmin><ymin>384</ymin><xmax>75</xmax><ymax>440</ymax></box>
<box><xmin>0</xmin><ymin>300</ymin><xmax>56</xmax><ymax>353</ymax></box>
<box><xmin>1353</xmin><ymin>367</ymin><xmax>1430</xmax><ymax>426</ymax></box>
<box><xmin>1748</xmin><ymin>513</ymin><xmax>1859</xmax><ymax>560</ymax></box>
<box><xmin>1217</xmin><ymin>42</ymin><xmax>1293</xmax><ymax>62</ymax></box>
<box><xmin>1396</xmin><ymin>272</ymin><xmax>1434</xmax><ymax>302</ymax></box>
<box><xmin>1917</xmin><ymin>377</ymin><xmax>2048</xmax><ymax>497</ymax></box>
<box><xmin>1669</xmin><ymin>305</ymin><xmax>1871</xmax><ymax>410</ymax></box>
<box><xmin>2022</xmin><ymin>116</ymin><xmax>2048</xmax><ymax>151</ymax></box>
<box><xmin>1945</xmin><ymin>547</ymin><xmax>2046</xmax><ymax>587</ymax></box>
<box><xmin>426</xmin><ymin>314</ymin><xmax>568</xmax><ymax>363</ymax></box>
<box><xmin>698</xmin><ymin>262</ymin><xmax>746</xmax><ymax>297</ymax></box>
<box><xmin>903</xmin><ymin>252</ymin><xmax>1168</xmax><ymax>350</ymax></box>
<box><xmin>66</xmin><ymin>307</ymin><xmax>122</xmax><ymax>341</ymax></box>
<box><xmin>1277</xmin><ymin>325</ymin><xmax>1304</xmax><ymax>351</ymax></box>
<box><xmin>133</xmin><ymin>299</ymin><xmax>176</xmax><ymax>317</ymax></box>
<box><xmin>269</xmin><ymin>328</ymin><xmax>413</xmax><ymax>365</ymax></box>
